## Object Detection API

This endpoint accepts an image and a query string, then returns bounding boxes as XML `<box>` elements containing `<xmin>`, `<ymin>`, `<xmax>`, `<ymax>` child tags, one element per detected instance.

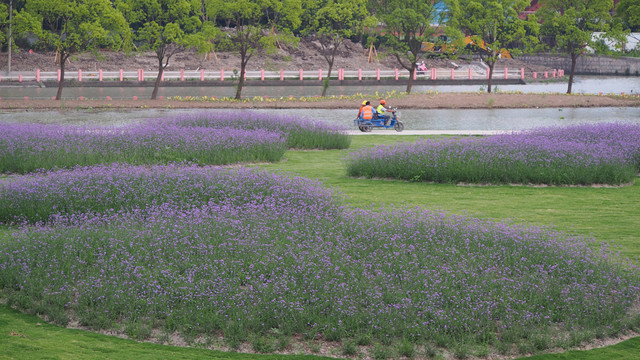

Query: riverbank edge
<box><xmin>0</xmin><ymin>92</ymin><xmax>638</xmax><ymax>110</ymax></box>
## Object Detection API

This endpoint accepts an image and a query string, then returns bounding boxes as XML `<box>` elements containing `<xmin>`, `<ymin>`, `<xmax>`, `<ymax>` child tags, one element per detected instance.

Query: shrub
<box><xmin>346</xmin><ymin>123</ymin><xmax>640</xmax><ymax>185</ymax></box>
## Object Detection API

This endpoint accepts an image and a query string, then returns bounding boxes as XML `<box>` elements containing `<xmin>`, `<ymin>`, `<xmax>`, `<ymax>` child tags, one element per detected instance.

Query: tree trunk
<box><xmin>487</xmin><ymin>63</ymin><xmax>494</xmax><ymax>93</ymax></box>
<box><xmin>322</xmin><ymin>60</ymin><xmax>334</xmax><ymax>97</ymax></box>
<box><xmin>235</xmin><ymin>59</ymin><xmax>247</xmax><ymax>100</ymax></box>
<box><xmin>152</xmin><ymin>57</ymin><xmax>164</xmax><ymax>100</ymax></box>
<box><xmin>55</xmin><ymin>53</ymin><xmax>66</xmax><ymax>100</ymax></box>
<box><xmin>406</xmin><ymin>63</ymin><xmax>416</xmax><ymax>94</ymax></box>
<box><xmin>567</xmin><ymin>53</ymin><xmax>577</xmax><ymax>94</ymax></box>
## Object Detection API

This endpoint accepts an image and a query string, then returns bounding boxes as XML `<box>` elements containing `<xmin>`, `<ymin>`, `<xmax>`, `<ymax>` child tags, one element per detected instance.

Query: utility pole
<box><xmin>8</xmin><ymin>0</ymin><xmax>12</xmax><ymax>75</ymax></box>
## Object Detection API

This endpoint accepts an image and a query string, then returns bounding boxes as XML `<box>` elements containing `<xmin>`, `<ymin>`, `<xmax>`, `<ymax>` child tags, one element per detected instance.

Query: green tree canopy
<box><xmin>455</xmin><ymin>0</ymin><xmax>539</xmax><ymax>93</ymax></box>
<box><xmin>616</xmin><ymin>0</ymin><xmax>640</xmax><ymax>32</ymax></box>
<box><xmin>206</xmin><ymin>0</ymin><xmax>302</xmax><ymax>99</ymax></box>
<box><xmin>539</xmin><ymin>0</ymin><xmax>614</xmax><ymax>93</ymax></box>
<box><xmin>375</xmin><ymin>0</ymin><xmax>442</xmax><ymax>94</ymax></box>
<box><xmin>14</xmin><ymin>0</ymin><xmax>131</xmax><ymax>100</ymax></box>
<box><xmin>305</xmin><ymin>0</ymin><xmax>373</xmax><ymax>96</ymax></box>
<box><xmin>116</xmin><ymin>0</ymin><xmax>216</xmax><ymax>99</ymax></box>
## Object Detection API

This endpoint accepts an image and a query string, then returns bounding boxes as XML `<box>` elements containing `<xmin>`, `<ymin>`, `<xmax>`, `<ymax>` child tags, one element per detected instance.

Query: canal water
<box><xmin>0</xmin><ymin>76</ymin><xmax>638</xmax><ymax>100</ymax></box>
<box><xmin>2</xmin><ymin>107</ymin><xmax>638</xmax><ymax>131</ymax></box>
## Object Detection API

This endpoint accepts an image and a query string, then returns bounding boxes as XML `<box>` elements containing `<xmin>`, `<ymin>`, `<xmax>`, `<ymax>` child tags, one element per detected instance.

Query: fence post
<box><xmin>141</xmin><ymin>69</ymin><xmax>144</xmax><ymax>81</ymax></box>
<box><xmin>503</xmin><ymin>68</ymin><xmax>507</xmax><ymax>79</ymax></box>
<box><xmin>161</xmin><ymin>71</ymin><xmax>164</xmax><ymax>82</ymax></box>
<box><xmin>468</xmin><ymin>68</ymin><xmax>472</xmax><ymax>80</ymax></box>
<box><xmin>99</xmin><ymin>69</ymin><xmax>103</xmax><ymax>81</ymax></box>
<box><xmin>36</xmin><ymin>69</ymin><xmax>40</xmax><ymax>82</ymax></box>
<box><xmin>521</xmin><ymin>68</ymin><xmax>524</xmax><ymax>79</ymax></box>
<box><xmin>299</xmin><ymin>68</ymin><xmax>304</xmax><ymax>81</ymax></box>
<box><xmin>220</xmin><ymin>69</ymin><xmax>224</xmax><ymax>81</ymax></box>
<box><xmin>200</xmin><ymin>69</ymin><xmax>205</xmax><ymax>81</ymax></box>
<box><xmin>262</xmin><ymin>69</ymin><xmax>265</xmax><ymax>81</ymax></box>
<box><xmin>180</xmin><ymin>69</ymin><xmax>185</xmax><ymax>81</ymax></box>
<box><xmin>137</xmin><ymin>69</ymin><xmax>141</xmax><ymax>81</ymax></box>
<box><xmin>552</xmin><ymin>69</ymin><xmax>557</xmax><ymax>78</ymax></box>
<box><xmin>431</xmin><ymin>68</ymin><xmax>436</xmax><ymax>80</ymax></box>
<box><xmin>18</xmin><ymin>75</ymin><xmax>22</xmax><ymax>82</ymax></box>
<box><xmin>413</xmin><ymin>68</ymin><xmax>417</xmax><ymax>80</ymax></box>
<box><xmin>376</xmin><ymin>68</ymin><xmax>380</xmax><ymax>81</ymax></box>
<box><xmin>78</xmin><ymin>69</ymin><xmax>82</xmax><ymax>82</ymax></box>
<box><xmin>451</xmin><ymin>68</ymin><xmax>454</xmax><ymax>80</ymax></box>
<box><xmin>280</xmin><ymin>69</ymin><xmax>284</xmax><ymax>81</ymax></box>
<box><xmin>58</xmin><ymin>69</ymin><xmax>61</xmax><ymax>82</ymax></box>
<box><xmin>395</xmin><ymin>68</ymin><xmax>399</xmax><ymax>80</ymax></box>
<box><xmin>533</xmin><ymin>72</ymin><xmax>537</xmax><ymax>79</ymax></box>
<box><xmin>544</xmin><ymin>71</ymin><xmax>548</xmax><ymax>79</ymax></box>
<box><xmin>358</xmin><ymin>69</ymin><xmax>362</xmax><ymax>81</ymax></box>
<box><xmin>120</xmin><ymin>69</ymin><xmax>123</xmax><ymax>82</ymax></box>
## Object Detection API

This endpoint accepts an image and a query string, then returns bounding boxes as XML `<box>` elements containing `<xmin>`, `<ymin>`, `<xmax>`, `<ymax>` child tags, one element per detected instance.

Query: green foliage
<box><xmin>14</xmin><ymin>0</ymin><xmax>131</xmax><ymax>99</ymax></box>
<box><xmin>539</xmin><ymin>0</ymin><xmax>615</xmax><ymax>93</ymax></box>
<box><xmin>306</xmin><ymin>0</ymin><xmax>373</xmax><ymax>96</ymax></box>
<box><xmin>375</xmin><ymin>0</ymin><xmax>441</xmax><ymax>93</ymax></box>
<box><xmin>455</xmin><ymin>0</ymin><xmax>539</xmax><ymax>93</ymax></box>
<box><xmin>615</xmin><ymin>0</ymin><xmax>640</xmax><ymax>32</ymax></box>
<box><xmin>115</xmin><ymin>0</ymin><xmax>217</xmax><ymax>99</ymax></box>
<box><xmin>206</xmin><ymin>0</ymin><xmax>302</xmax><ymax>99</ymax></box>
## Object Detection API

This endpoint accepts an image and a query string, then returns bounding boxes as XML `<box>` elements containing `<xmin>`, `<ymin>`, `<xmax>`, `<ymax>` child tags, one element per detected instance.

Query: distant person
<box><xmin>357</xmin><ymin>100</ymin><xmax>367</xmax><ymax>119</ymax></box>
<box><xmin>360</xmin><ymin>101</ymin><xmax>376</xmax><ymax>121</ymax></box>
<box><xmin>376</xmin><ymin>99</ymin><xmax>391</xmax><ymax>125</ymax></box>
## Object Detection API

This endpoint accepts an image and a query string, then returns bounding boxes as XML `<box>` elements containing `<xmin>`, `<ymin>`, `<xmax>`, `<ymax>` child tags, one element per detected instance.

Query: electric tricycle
<box><xmin>354</xmin><ymin>107</ymin><xmax>405</xmax><ymax>132</ymax></box>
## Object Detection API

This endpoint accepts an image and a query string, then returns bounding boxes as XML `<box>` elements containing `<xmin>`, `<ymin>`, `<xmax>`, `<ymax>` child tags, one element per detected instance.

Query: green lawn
<box><xmin>1</xmin><ymin>134</ymin><xmax>639</xmax><ymax>359</ymax></box>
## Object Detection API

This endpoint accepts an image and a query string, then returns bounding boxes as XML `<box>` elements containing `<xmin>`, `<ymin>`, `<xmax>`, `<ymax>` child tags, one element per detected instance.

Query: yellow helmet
<box><xmin>362</xmin><ymin>100</ymin><xmax>367</xmax><ymax>105</ymax></box>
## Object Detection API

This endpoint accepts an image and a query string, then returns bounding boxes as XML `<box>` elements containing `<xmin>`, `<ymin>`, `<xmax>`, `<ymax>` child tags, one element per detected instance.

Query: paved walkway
<box><xmin>347</xmin><ymin>130</ymin><xmax>513</xmax><ymax>135</ymax></box>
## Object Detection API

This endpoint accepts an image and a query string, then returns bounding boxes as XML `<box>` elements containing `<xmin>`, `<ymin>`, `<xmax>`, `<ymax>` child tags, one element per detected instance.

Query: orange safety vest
<box><xmin>361</xmin><ymin>105</ymin><xmax>373</xmax><ymax>120</ymax></box>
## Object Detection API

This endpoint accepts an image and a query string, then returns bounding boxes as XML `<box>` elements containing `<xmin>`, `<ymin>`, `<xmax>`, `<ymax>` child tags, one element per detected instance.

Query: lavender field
<box><xmin>1</xmin><ymin>118</ymin><xmax>639</xmax><ymax>358</ymax></box>
<box><xmin>1</xmin><ymin>164</ymin><xmax>639</xmax><ymax>356</ymax></box>
<box><xmin>346</xmin><ymin>123</ymin><xmax>640</xmax><ymax>185</ymax></box>
<box><xmin>157</xmin><ymin>110</ymin><xmax>352</xmax><ymax>150</ymax></box>
<box><xmin>0</xmin><ymin>111</ymin><xmax>350</xmax><ymax>174</ymax></box>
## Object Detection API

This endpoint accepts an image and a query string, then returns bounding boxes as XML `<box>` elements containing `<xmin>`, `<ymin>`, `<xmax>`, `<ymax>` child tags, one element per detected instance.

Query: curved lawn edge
<box><xmin>2</xmin><ymin>304</ymin><xmax>639</xmax><ymax>360</ymax></box>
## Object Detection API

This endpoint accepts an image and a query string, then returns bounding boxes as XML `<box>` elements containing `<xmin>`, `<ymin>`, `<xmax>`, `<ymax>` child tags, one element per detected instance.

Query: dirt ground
<box><xmin>0</xmin><ymin>92</ymin><xmax>638</xmax><ymax>111</ymax></box>
<box><xmin>0</xmin><ymin>38</ymin><xmax>551</xmax><ymax>74</ymax></box>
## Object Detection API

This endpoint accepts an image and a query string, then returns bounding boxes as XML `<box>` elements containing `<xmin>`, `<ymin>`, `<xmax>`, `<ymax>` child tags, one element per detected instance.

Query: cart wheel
<box><xmin>363</xmin><ymin>125</ymin><xmax>373</xmax><ymax>132</ymax></box>
<box><xmin>358</xmin><ymin>125</ymin><xmax>367</xmax><ymax>132</ymax></box>
<box><xmin>394</xmin><ymin>121</ymin><xmax>404</xmax><ymax>132</ymax></box>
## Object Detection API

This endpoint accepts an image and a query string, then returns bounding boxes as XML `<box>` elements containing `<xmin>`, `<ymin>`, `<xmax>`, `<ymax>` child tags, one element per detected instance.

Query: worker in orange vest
<box><xmin>357</xmin><ymin>100</ymin><xmax>367</xmax><ymax>119</ymax></box>
<box><xmin>360</xmin><ymin>101</ymin><xmax>376</xmax><ymax>121</ymax></box>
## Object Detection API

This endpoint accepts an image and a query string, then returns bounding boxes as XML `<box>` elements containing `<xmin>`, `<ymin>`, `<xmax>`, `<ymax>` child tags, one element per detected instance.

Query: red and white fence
<box><xmin>1</xmin><ymin>68</ymin><xmax>565</xmax><ymax>83</ymax></box>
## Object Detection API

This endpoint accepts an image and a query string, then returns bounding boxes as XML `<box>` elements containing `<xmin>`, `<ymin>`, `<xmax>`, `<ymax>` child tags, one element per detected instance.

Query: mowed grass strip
<box><xmin>0</xmin><ymin>305</ymin><xmax>334</xmax><ymax>360</ymax></box>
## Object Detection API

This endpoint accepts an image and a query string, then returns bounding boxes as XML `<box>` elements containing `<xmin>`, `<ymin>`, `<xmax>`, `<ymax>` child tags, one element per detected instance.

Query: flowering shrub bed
<box><xmin>0</xmin><ymin>164</ymin><xmax>336</xmax><ymax>225</ymax></box>
<box><xmin>157</xmin><ymin>110</ymin><xmax>351</xmax><ymax>150</ymax></box>
<box><xmin>0</xmin><ymin>123</ymin><xmax>286</xmax><ymax>174</ymax></box>
<box><xmin>0</xmin><ymin>166</ymin><xmax>638</xmax><ymax>351</ymax></box>
<box><xmin>346</xmin><ymin>123</ymin><xmax>640</xmax><ymax>185</ymax></box>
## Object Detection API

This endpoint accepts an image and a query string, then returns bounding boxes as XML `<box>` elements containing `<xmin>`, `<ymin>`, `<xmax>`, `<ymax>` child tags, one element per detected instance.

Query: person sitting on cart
<box><xmin>360</xmin><ymin>101</ymin><xmax>376</xmax><ymax>121</ymax></box>
<box><xmin>357</xmin><ymin>100</ymin><xmax>367</xmax><ymax>119</ymax></box>
<box><xmin>376</xmin><ymin>99</ymin><xmax>392</xmax><ymax>125</ymax></box>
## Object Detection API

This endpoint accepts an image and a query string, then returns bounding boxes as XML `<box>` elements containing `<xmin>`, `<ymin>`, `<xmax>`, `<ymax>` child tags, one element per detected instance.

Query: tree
<box><xmin>615</xmin><ymin>0</ymin><xmax>640</xmax><ymax>32</ymax></box>
<box><xmin>14</xmin><ymin>0</ymin><xmax>130</xmax><ymax>100</ymax></box>
<box><xmin>115</xmin><ymin>0</ymin><xmax>216</xmax><ymax>100</ymax></box>
<box><xmin>305</xmin><ymin>0</ymin><xmax>373</xmax><ymax>96</ymax></box>
<box><xmin>455</xmin><ymin>0</ymin><xmax>538</xmax><ymax>93</ymax></box>
<box><xmin>539</xmin><ymin>0</ymin><xmax>614</xmax><ymax>94</ymax></box>
<box><xmin>375</xmin><ymin>0</ymin><xmax>442</xmax><ymax>94</ymax></box>
<box><xmin>206</xmin><ymin>0</ymin><xmax>302</xmax><ymax>100</ymax></box>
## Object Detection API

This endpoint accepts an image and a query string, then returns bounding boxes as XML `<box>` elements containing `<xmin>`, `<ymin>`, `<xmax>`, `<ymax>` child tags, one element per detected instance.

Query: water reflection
<box><xmin>0</xmin><ymin>76</ymin><xmax>638</xmax><ymax>100</ymax></box>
